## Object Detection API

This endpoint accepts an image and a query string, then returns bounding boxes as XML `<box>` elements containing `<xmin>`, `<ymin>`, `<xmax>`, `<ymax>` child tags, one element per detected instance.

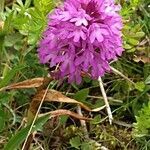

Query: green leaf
<box><xmin>83</xmin><ymin>77</ymin><xmax>91</xmax><ymax>83</ymax></box>
<box><xmin>128</xmin><ymin>38</ymin><xmax>139</xmax><ymax>46</ymax></box>
<box><xmin>34</xmin><ymin>0</ymin><xmax>56</xmax><ymax>15</ymax></box>
<box><xmin>135</xmin><ymin>32</ymin><xmax>145</xmax><ymax>38</ymax></box>
<box><xmin>59</xmin><ymin>115</ymin><xmax>68</xmax><ymax>125</ymax></box>
<box><xmin>0</xmin><ymin>65</ymin><xmax>25</xmax><ymax>88</ymax></box>
<box><xmin>4</xmin><ymin>114</ymin><xmax>50</xmax><ymax>150</ymax></box>
<box><xmin>91</xmin><ymin>115</ymin><xmax>101</xmax><ymax>125</ymax></box>
<box><xmin>127</xmin><ymin>48</ymin><xmax>136</xmax><ymax>52</ymax></box>
<box><xmin>0</xmin><ymin>92</ymin><xmax>13</xmax><ymax>104</ymax></box>
<box><xmin>145</xmin><ymin>75</ymin><xmax>150</xmax><ymax>85</ymax></box>
<box><xmin>124</xmin><ymin>44</ymin><xmax>132</xmax><ymax>50</ymax></box>
<box><xmin>135</xmin><ymin>82</ymin><xmax>145</xmax><ymax>92</ymax></box>
<box><xmin>4</xmin><ymin>33</ymin><xmax>23</xmax><ymax>47</ymax></box>
<box><xmin>74</xmin><ymin>88</ymin><xmax>89</xmax><ymax>102</ymax></box>
<box><xmin>25</xmin><ymin>0</ymin><xmax>32</xmax><ymax>8</ymax></box>
<box><xmin>81</xmin><ymin>142</ymin><xmax>92</xmax><ymax>150</ymax></box>
<box><xmin>133</xmin><ymin>102</ymin><xmax>150</xmax><ymax>138</ymax></box>
<box><xmin>70</xmin><ymin>136</ymin><xmax>81</xmax><ymax>149</ymax></box>
<box><xmin>16</xmin><ymin>0</ymin><xmax>24</xmax><ymax>7</ymax></box>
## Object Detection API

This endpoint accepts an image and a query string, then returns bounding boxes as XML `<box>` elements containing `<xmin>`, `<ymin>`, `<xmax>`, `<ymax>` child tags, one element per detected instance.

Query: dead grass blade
<box><xmin>30</xmin><ymin>89</ymin><xmax>91</xmax><ymax>112</ymax></box>
<box><xmin>40</xmin><ymin>109</ymin><xmax>92</xmax><ymax>121</ymax></box>
<box><xmin>133</xmin><ymin>56</ymin><xmax>150</xmax><ymax>64</ymax></box>
<box><xmin>0</xmin><ymin>77</ymin><xmax>52</xmax><ymax>91</ymax></box>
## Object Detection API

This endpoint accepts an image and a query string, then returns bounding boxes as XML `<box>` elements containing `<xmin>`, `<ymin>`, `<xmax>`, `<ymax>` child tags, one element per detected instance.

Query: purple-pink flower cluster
<box><xmin>38</xmin><ymin>0</ymin><xmax>123</xmax><ymax>83</ymax></box>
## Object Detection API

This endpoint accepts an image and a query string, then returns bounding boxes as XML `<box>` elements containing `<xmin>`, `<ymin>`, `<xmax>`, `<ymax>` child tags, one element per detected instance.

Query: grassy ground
<box><xmin>0</xmin><ymin>0</ymin><xmax>150</xmax><ymax>150</ymax></box>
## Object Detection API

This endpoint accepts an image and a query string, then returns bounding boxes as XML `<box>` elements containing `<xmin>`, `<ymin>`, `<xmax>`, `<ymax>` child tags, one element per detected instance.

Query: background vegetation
<box><xmin>0</xmin><ymin>0</ymin><xmax>149</xmax><ymax>149</ymax></box>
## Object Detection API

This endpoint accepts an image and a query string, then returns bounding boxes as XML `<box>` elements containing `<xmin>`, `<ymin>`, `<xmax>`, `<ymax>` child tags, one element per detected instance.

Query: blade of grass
<box><xmin>22</xmin><ymin>83</ymin><xmax>51</xmax><ymax>150</ymax></box>
<box><xmin>4</xmin><ymin>114</ymin><xmax>50</xmax><ymax>150</ymax></box>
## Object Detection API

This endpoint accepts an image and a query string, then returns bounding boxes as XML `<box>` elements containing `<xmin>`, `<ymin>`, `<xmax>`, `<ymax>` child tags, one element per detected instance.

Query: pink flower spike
<box><xmin>38</xmin><ymin>0</ymin><xmax>123</xmax><ymax>84</ymax></box>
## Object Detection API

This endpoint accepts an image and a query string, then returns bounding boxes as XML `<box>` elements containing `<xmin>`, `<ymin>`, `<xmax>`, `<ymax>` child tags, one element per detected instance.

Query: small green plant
<box><xmin>133</xmin><ymin>102</ymin><xmax>150</xmax><ymax>149</ymax></box>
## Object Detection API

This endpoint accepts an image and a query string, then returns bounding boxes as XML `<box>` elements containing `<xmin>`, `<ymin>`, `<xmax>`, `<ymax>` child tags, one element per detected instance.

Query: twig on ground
<box><xmin>98</xmin><ymin>77</ymin><xmax>113</xmax><ymax>124</ymax></box>
<box><xmin>110</xmin><ymin>66</ymin><xmax>135</xmax><ymax>85</ymax></box>
<box><xmin>92</xmin><ymin>105</ymin><xmax>106</xmax><ymax>112</ymax></box>
<box><xmin>77</xmin><ymin>106</ymin><xmax>109</xmax><ymax>150</ymax></box>
<box><xmin>76</xmin><ymin>105</ymin><xmax>89</xmax><ymax>139</ymax></box>
<box><xmin>113</xmin><ymin>120</ymin><xmax>132</xmax><ymax>128</ymax></box>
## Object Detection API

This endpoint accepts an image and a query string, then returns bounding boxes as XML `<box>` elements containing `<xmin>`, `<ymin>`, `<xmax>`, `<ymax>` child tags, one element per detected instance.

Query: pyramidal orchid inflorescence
<box><xmin>38</xmin><ymin>0</ymin><xmax>123</xmax><ymax>84</ymax></box>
